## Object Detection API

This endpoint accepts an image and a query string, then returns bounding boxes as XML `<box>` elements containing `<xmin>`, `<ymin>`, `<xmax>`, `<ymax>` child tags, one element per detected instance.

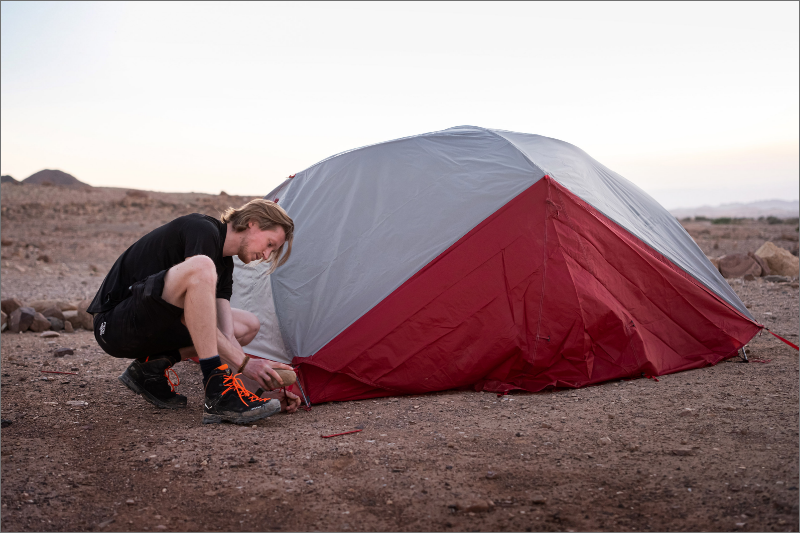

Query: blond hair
<box><xmin>221</xmin><ymin>199</ymin><xmax>294</xmax><ymax>273</ymax></box>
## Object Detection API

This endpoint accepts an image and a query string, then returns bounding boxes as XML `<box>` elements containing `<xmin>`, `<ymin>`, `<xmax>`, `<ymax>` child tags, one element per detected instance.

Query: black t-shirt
<box><xmin>87</xmin><ymin>214</ymin><xmax>234</xmax><ymax>314</ymax></box>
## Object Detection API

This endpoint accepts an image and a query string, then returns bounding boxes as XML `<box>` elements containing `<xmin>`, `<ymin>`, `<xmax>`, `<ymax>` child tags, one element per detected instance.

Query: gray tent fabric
<box><xmin>230</xmin><ymin>257</ymin><xmax>290</xmax><ymax>363</ymax></box>
<box><xmin>262</xmin><ymin>126</ymin><xmax>752</xmax><ymax>361</ymax></box>
<box><xmin>488</xmin><ymin>128</ymin><xmax>752</xmax><ymax>321</ymax></box>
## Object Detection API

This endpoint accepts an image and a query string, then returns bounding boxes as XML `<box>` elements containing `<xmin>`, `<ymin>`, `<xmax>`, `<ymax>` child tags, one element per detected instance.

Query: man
<box><xmin>88</xmin><ymin>199</ymin><xmax>301</xmax><ymax>424</ymax></box>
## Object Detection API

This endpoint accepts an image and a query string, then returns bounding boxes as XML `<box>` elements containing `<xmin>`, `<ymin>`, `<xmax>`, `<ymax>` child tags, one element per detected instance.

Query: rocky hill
<box><xmin>21</xmin><ymin>169</ymin><xmax>89</xmax><ymax>187</ymax></box>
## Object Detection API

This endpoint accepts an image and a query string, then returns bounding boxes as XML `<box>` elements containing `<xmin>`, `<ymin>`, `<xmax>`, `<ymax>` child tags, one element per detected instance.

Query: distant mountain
<box><xmin>1</xmin><ymin>175</ymin><xmax>19</xmax><ymax>184</ymax></box>
<box><xmin>22</xmin><ymin>169</ymin><xmax>90</xmax><ymax>187</ymax></box>
<box><xmin>670</xmin><ymin>199</ymin><xmax>799</xmax><ymax>219</ymax></box>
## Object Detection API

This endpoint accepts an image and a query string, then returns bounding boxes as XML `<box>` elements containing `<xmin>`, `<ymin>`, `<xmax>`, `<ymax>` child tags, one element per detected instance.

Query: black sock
<box><xmin>200</xmin><ymin>355</ymin><xmax>222</xmax><ymax>387</ymax></box>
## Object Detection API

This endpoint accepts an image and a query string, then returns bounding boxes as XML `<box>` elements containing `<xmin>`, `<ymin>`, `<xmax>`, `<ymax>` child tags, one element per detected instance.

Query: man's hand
<box><xmin>265</xmin><ymin>387</ymin><xmax>302</xmax><ymax>414</ymax></box>
<box><xmin>241</xmin><ymin>357</ymin><xmax>294</xmax><ymax>392</ymax></box>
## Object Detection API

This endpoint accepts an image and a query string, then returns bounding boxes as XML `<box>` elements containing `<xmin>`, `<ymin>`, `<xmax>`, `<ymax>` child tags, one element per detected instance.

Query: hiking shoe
<box><xmin>203</xmin><ymin>364</ymin><xmax>280</xmax><ymax>425</ymax></box>
<box><xmin>118</xmin><ymin>356</ymin><xmax>187</xmax><ymax>409</ymax></box>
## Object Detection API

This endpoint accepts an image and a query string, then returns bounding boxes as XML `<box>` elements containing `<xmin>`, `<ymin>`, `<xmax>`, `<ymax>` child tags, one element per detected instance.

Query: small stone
<box><xmin>29</xmin><ymin>312</ymin><xmax>51</xmax><ymax>332</ymax></box>
<box><xmin>486</xmin><ymin>471</ymin><xmax>497</xmax><ymax>479</ymax></box>
<box><xmin>678</xmin><ymin>408</ymin><xmax>695</xmax><ymax>417</ymax></box>
<box><xmin>455</xmin><ymin>499</ymin><xmax>492</xmax><ymax>513</ymax></box>
<box><xmin>40</xmin><ymin>331</ymin><xmax>60</xmax><ymax>338</ymax></box>
<box><xmin>64</xmin><ymin>321</ymin><xmax>74</xmax><ymax>333</ymax></box>
<box><xmin>515</xmin><ymin>432</ymin><xmax>522</xmax><ymax>437</ymax></box>
<box><xmin>608</xmin><ymin>414</ymin><xmax>615</xmax><ymax>419</ymax></box>
<box><xmin>628</xmin><ymin>443</ymin><xmax>640</xmax><ymax>452</ymax></box>
<box><xmin>540</xmin><ymin>422</ymin><xmax>553</xmax><ymax>429</ymax></box>
<box><xmin>763</xmin><ymin>274</ymin><xmax>790</xmax><ymax>283</ymax></box>
<box><xmin>155</xmin><ymin>526</ymin><xmax>167</xmax><ymax>531</ymax></box>
<box><xmin>66</xmin><ymin>400</ymin><xmax>87</xmax><ymax>407</ymax></box>
<box><xmin>598</xmin><ymin>437</ymin><xmax>612</xmax><ymax>445</ymax></box>
<box><xmin>672</xmin><ymin>447</ymin><xmax>695</xmax><ymax>456</ymax></box>
<box><xmin>54</xmin><ymin>347</ymin><xmax>74</xmax><ymax>357</ymax></box>
<box><xmin>125</xmin><ymin>499</ymin><xmax>135</xmax><ymax>505</ymax></box>
<box><xmin>386</xmin><ymin>499</ymin><xmax>393</xmax><ymax>505</ymax></box>
<box><xmin>531</xmin><ymin>495</ymin><xmax>547</xmax><ymax>504</ymax></box>
<box><xmin>743</xmin><ymin>273</ymin><xmax>755</xmax><ymax>281</ymax></box>
<box><xmin>1</xmin><ymin>311</ymin><xmax>6</xmax><ymax>332</ymax></box>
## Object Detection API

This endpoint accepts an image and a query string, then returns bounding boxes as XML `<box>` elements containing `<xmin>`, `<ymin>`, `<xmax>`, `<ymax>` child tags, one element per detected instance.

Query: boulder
<box><xmin>9</xmin><ymin>306</ymin><xmax>36</xmax><ymax>333</ymax></box>
<box><xmin>42</xmin><ymin>306</ymin><xmax>65</xmax><ymax>321</ymax></box>
<box><xmin>77</xmin><ymin>299</ymin><xmax>94</xmax><ymax>330</ymax></box>
<box><xmin>29</xmin><ymin>312</ymin><xmax>51</xmax><ymax>332</ymax></box>
<box><xmin>28</xmin><ymin>300</ymin><xmax>73</xmax><ymax>313</ymax></box>
<box><xmin>46</xmin><ymin>317</ymin><xmax>64</xmax><ymax>331</ymax></box>
<box><xmin>1</xmin><ymin>298</ymin><xmax>24</xmax><ymax>316</ymax></box>
<box><xmin>748</xmin><ymin>252</ymin><xmax>770</xmax><ymax>276</ymax></box>
<box><xmin>755</xmin><ymin>242</ymin><xmax>800</xmax><ymax>277</ymax></box>
<box><xmin>718</xmin><ymin>253</ymin><xmax>761</xmax><ymax>279</ymax></box>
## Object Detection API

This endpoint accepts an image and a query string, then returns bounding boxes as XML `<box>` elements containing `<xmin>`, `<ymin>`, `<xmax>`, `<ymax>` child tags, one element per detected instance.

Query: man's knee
<box><xmin>242</xmin><ymin>311</ymin><xmax>260</xmax><ymax>341</ymax></box>
<box><xmin>181</xmin><ymin>255</ymin><xmax>217</xmax><ymax>286</ymax></box>
<box><xmin>234</xmin><ymin>310</ymin><xmax>260</xmax><ymax>345</ymax></box>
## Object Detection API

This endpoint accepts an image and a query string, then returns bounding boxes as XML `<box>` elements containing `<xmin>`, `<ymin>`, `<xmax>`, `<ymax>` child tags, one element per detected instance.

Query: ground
<box><xmin>1</xmin><ymin>183</ymin><xmax>798</xmax><ymax>532</ymax></box>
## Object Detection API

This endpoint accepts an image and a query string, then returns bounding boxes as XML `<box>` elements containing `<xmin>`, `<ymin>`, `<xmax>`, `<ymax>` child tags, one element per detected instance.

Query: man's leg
<box><xmin>161</xmin><ymin>255</ymin><xmax>219</xmax><ymax>359</ymax></box>
<box><xmin>160</xmin><ymin>259</ymin><xmax>279</xmax><ymax>424</ymax></box>
<box><xmin>178</xmin><ymin>308</ymin><xmax>260</xmax><ymax>361</ymax></box>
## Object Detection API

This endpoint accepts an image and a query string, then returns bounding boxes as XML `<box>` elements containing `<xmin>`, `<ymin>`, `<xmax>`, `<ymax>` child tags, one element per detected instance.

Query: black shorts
<box><xmin>93</xmin><ymin>270</ymin><xmax>193</xmax><ymax>361</ymax></box>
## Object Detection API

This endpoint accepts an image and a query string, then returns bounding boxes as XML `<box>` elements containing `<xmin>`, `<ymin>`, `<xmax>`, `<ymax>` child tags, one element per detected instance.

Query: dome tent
<box><xmin>233</xmin><ymin>126</ymin><xmax>761</xmax><ymax>403</ymax></box>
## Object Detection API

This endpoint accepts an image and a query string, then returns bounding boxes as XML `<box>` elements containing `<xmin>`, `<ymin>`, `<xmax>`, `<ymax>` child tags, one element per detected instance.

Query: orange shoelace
<box><xmin>222</xmin><ymin>372</ymin><xmax>269</xmax><ymax>405</ymax></box>
<box><xmin>165</xmin><ymin>368</ymin><xmax>180</xmax><ymax>392</ymax></box>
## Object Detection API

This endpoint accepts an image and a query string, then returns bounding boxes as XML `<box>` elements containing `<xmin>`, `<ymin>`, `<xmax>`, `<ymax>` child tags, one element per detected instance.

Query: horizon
<box><xmin>1</xmin><ymin>2</ymin><xmax>798</xmax><ymax>210</ymax></box>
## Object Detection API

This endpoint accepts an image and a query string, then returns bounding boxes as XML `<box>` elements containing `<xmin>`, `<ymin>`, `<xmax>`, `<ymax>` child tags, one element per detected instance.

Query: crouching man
<box><xmin>87</xmin><ymin>199</ymin><xmax>301</xmax><ymax>424</ymax></box>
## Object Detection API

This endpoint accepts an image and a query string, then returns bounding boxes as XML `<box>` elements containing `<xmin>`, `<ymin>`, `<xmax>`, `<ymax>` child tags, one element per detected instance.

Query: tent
<box><xmin>231</xmin><ymin>126</ymin><xmax>761</xmax><ymax>404</ymax></box>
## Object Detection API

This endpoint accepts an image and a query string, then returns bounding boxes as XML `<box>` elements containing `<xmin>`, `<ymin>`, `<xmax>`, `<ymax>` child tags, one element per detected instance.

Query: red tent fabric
<box><xmin>293</xmin><ymin>177</ymin><xmax>760</xmax><ymax>403</ymax></box>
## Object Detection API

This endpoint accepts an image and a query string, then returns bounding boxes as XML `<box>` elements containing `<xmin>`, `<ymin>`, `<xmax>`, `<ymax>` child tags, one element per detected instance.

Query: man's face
<box><xmin>238</xmin><ymin>222</ymin><xmax>286</xmax><ymax>264</ymax></box>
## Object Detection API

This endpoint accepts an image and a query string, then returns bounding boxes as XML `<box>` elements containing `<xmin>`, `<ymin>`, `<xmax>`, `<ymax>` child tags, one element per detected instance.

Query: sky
<box><xmin>1</xmin><ymin>1</ymin><xmax>798</xmax><ymax>209</ymax></box>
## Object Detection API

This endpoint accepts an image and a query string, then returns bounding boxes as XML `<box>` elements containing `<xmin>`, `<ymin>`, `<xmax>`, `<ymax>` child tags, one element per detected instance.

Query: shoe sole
<box><xmin>118</xmin><ymin>372</ymin><xmax>187</xmax><ymax>410</ymax></box>
<box><xmin>202</xmin><ymin>399</ymin><xmax>281</xmax><ymax>425</ymax></box>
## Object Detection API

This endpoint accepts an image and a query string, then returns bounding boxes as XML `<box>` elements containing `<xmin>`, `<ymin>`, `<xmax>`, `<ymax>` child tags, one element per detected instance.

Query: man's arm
<box><xmin>215</xmin><ymin>298</ymin><xmax>294</xmax><ymax>392</ymax></box>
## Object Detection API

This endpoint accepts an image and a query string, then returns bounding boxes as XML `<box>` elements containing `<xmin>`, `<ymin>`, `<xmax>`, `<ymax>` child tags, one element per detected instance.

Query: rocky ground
<box><xmin>1</xmin><ymin>183</ymin><xmax>798</xmax><ymax>532</ymax></box>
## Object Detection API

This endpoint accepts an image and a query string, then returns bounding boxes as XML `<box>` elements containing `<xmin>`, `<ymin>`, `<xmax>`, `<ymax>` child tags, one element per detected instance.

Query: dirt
<box><xmin>2</xmin><ymin>183</ymin><xmax>799</xmax><ymax>532</ymax></box>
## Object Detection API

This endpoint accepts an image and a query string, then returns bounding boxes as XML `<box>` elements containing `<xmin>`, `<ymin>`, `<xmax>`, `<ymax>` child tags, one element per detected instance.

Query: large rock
<box><xmin>62</xmin><ymin>310</ymin><xmax>81</xmax><ymax>329</ymax></box>
<box><xmin>29</xmin><ymin>300</ymin><xmax>74</xmax><ymax>313</ymax></box>
<box><xmin>748</xmin><ymin>252</ymin><xmax>770</xmax><ymax>276</ymax></box>
<box><xmin>9</xmin><ymin>306</ymin><xmax>36</xmax><ymax>333</ymax></box>
<box><xmin>42</xmin><ymin>306</ymin><xmax>65</xmax><ymax>321</ymax></box>
<box><xmin>76</xmin><ymin>299</ymin><xmax>94</xmax><ymax>330</ymax></box>
<box><xmin>1</xmin><ymin>298</ymin><xmax>24</xmax><ymax>316</ymax></box>
<box><xmin>755</xmin><ymin>242</ymin><xmax>800</xmax><ymax>277</ymax></box>
<box><xmin>718</xmin><ymin>253</ymin><xmax>761</xmax><ymax>279</ymax></box>
<box><xmin>29</xmin><ymin>312</ymin><xmax>51</xmax><ymax>332</ymax></box>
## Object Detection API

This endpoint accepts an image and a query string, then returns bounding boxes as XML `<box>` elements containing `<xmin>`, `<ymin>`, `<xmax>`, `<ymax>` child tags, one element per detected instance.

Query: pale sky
<box><xmin>1</xmin><ymin>1</ymin><xmax>798</xmax><ymax>208</ymax></box>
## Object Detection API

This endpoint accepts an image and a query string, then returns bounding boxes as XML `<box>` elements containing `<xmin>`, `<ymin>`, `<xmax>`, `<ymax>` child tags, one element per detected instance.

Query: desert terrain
<box><xmin>1</xmin><ymin>182</ymin><xmax>798</xmax><ymax>532</ymax></box>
